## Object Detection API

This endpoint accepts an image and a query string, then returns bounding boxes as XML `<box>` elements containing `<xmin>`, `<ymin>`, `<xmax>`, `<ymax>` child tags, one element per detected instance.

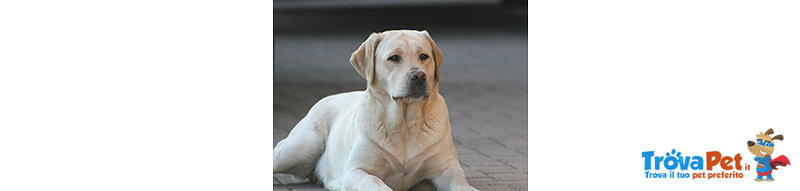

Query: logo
<box><xmin>641</xmin><ymin>128</ymin><xmax>792</xmax><ymax>181</ymax></box>
<box><xmin>642</xmin><ymin>149</ymin><xmax>746</xmax><ymax>180</ymax></box>
<box><xmin>745</xmin><ymin>128</ymin><xmax>791</xmax><ymax>182</ymax></box>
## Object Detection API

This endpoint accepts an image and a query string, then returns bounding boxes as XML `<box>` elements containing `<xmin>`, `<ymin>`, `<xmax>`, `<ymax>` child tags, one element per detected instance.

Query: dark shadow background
<box><xmin>274</xmin><ymin>0</ymin><xmax>528</xmax><ymax>190</ymax></box>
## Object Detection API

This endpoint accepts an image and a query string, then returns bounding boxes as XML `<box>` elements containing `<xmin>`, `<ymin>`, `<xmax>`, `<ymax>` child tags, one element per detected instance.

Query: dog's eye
<box><xmin>419</xmin><ymin>54</ymin><xmax>429</xmax><ymax>60</ymax></box>
<box><xmin>388</xmin><ymin>55</ymin><xmax>401</xmax><ymax>62</ymax></box>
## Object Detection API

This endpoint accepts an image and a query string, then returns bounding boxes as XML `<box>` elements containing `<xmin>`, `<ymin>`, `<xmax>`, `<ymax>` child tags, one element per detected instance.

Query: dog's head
<box><xmin>350</xmin><ymin>30</ymin><xmax>443</xmax><ymax>103</ymax></box>
<box><xmin>747</xmin><ymin>128</ymin><xmax>783</xmax><ymax>157</ymax></box>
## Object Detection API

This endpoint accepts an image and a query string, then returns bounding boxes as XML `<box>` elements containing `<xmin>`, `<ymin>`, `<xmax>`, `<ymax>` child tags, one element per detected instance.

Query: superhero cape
<box><xmin>771</xmin><ymin>155</ymin><xmax>791</xmax><ymax>170</ymax></box>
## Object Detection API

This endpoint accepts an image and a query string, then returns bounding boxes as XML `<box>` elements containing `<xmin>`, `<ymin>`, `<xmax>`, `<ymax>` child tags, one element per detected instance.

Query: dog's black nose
<box><xmin>410</xmin><ymin>71</ymin><xmax>426</xmax><ymax>82</ymax></box>
<box><xmin>748</xmin><ymin>141</ymin><xmax>755</xmax><ymax>147</ymax></box>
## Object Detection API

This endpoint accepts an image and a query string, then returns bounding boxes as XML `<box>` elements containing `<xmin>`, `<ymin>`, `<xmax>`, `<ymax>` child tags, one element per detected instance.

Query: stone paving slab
<box><xmin>273</xmin><ymin>81</ymin><xmax>526</xmax><ymax>191</ymax></box>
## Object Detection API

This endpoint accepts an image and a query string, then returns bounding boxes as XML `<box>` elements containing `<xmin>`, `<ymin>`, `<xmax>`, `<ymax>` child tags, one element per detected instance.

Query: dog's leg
<box><xmin>342</xmin><ymin>169</ymin><xmax>393</xmax><ymax>191</ymax></box>
<box><xmin>432</xmin><ymin>166</ymin><xmax>479</xmax><ymax>191</ymax></box>
<box><xmin>273</xmin><ymin>117</ymin><xmax>326</xmax><ymax>181</ymax></box>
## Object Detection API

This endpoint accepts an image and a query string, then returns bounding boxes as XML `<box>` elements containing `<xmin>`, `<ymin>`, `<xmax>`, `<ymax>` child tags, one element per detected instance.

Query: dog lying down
<box><xmin>273</xmin><ymin>30</ymin><xmax>478</xmax><ymax>191</ymax></box>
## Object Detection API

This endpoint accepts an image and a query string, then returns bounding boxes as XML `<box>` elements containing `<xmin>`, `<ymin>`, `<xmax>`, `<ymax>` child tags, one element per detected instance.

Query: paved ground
<box><xmin>273</xmin><ymin>2</ymin><xmax>527</xmax><ymax>190</ymax></box>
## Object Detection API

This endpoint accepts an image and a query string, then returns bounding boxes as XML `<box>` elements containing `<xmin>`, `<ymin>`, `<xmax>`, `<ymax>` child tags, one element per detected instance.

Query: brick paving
<box><xmin>273</xmin><ymin>3</ymin><xmax>526</xmax><ymax>190</ymax></box>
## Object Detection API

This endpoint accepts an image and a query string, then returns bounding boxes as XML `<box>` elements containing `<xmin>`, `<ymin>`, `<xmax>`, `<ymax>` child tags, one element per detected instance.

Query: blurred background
<box><xmin>273</xmin><ymin>0</ymin><xmax>527</xmax><ymax>190</ymax></box>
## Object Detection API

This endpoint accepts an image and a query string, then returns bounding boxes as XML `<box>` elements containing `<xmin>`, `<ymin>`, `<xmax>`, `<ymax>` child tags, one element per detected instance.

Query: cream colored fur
<box><xmin>273</xmin><ymin>30</ymin><xmax>477</xmax><ymax>191</ymax></box>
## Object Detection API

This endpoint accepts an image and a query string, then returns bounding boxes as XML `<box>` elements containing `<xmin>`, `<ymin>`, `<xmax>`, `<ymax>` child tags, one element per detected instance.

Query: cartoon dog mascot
<box><xmin>747</xmin><ymin>128</ymin><xmax>791</xmax><ymax>181</ymax></box>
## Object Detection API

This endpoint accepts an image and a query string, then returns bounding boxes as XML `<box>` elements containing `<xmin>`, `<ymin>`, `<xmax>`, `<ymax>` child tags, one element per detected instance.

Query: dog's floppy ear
<box><xmin>772</xmin><ymin>134</ymin><xmax>784</xmax><ymax>141</ymax></box>
<box><xmin>421</xmin><ymin>30</ymin><xmax>443</xmax><ymax>82</ymax></box>
<box><xmin>765</xmin><ymin>128</ymin><xmax>774</xmax><ymax>135</ymax></box>
<box><xmin>350</xmin><ymin>32</ymin><xmax>382</xmax><ymax>84</ymax></box>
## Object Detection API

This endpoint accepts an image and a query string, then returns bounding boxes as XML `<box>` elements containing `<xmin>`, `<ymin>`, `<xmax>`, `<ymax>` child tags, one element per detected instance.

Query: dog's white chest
<box><xmin>373</xmin><ymin>157</ymin><xmax>425</xmax><ymax>190</ymax></box>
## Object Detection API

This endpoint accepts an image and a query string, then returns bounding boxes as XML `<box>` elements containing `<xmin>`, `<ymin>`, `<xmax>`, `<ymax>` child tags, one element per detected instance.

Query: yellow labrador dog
<box><xmin>273</xmin><ymin>30</ymin><xmax>477</xmax><ymax>191</ymax></box>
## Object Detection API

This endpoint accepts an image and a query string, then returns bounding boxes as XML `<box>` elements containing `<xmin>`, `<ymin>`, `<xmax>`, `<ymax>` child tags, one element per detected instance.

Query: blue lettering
<box><xmin>642</xmin><ymin>151</ymin><xmax>654</xmax><ymax>170</ymax></box>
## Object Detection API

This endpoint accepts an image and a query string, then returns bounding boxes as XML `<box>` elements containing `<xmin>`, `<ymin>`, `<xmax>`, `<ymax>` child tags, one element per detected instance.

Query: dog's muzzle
<box><xmin>392</xmin><ymin>71</ymin><xmax>429</xmax><ymax>101</ymax></box>
<box><xmin>407</xmin><ymin>70</ymin><xmax>427</xmax><ymax>96</ymax></box>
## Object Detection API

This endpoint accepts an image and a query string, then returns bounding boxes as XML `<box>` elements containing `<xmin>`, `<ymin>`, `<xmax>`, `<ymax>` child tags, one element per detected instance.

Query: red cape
<box><xmin>771</xmin><ymin>155</ymin><xmax>791</xmax><ymax>170</ymax></box>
